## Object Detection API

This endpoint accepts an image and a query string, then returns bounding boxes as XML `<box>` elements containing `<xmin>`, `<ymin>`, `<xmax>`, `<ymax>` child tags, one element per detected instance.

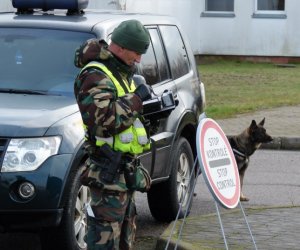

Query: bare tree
<box><xmin>109</xmin><ymin>0</ymin><xmax>126</xmax><ymax>10</ymax></box>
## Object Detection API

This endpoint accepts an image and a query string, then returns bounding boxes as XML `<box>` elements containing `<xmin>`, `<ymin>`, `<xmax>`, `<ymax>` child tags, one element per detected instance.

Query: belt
<box><xmin>89</xmin><ymin>155</ymin><xmax>135</xmax><ymax>175</ymax></box>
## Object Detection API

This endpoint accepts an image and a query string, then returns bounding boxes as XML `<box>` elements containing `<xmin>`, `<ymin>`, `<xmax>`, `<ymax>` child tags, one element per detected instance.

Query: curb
<box><xmin>227</xmin><ymin>135</ymin><xmax>300</xmax><ymax>151</ymax></box>
<box><xmin>258</xmin><ymin>136</ymin><xmax>300</xmax><ymax>150</ymax></box>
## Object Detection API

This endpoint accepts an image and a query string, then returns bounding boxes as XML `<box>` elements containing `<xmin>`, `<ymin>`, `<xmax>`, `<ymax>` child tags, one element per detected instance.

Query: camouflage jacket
<box><xmin>74</xmin><ymin>39</ymin><xmax>143</xmax><ymax>143</ymax></box>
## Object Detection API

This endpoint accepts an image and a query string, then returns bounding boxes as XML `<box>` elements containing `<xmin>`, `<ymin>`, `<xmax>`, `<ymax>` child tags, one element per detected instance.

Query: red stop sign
<box><xmin>196</xmin><ymin>118</ymin><xmax>240</xmax><ymax>209</ymax></box>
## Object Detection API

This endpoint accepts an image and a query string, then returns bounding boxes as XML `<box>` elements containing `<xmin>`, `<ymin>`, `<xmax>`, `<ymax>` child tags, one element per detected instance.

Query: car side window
<box><xmin>137</xmin><ymin>34</ymin><xmax>158</xmax><ymax>85</ymax></box>
<box><xmin>138</xmin><ymin>27</ymin><xmax>170</xmax><ymax>86</ymax></box>
<box><xmin>159</xmin><ymin>25</ymin><xmax>190</xmax><ymax>79</ymax></box>
<box><xmin>148</xmin><ymin>28</ymin><xmax>170</xmax><ymax>83</ymax></box>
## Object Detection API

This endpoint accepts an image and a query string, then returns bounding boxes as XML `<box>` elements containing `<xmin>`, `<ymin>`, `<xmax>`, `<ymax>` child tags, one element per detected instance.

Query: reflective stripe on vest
<box><xmin>80</xmin><ymin>61</ymin><xmax>150</xmax><ymax>154</ymax></box>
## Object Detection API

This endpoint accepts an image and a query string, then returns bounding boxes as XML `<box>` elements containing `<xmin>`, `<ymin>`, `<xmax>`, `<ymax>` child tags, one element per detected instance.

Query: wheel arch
<box><xmin>58</xmin><ymin>140</ymin><xmax>88</xmax><ymax>208</ymax></box>
<box><xmin>166</xmin><ymin>110</ymin><xmax>198</xmax><ymax>175</ymax></box>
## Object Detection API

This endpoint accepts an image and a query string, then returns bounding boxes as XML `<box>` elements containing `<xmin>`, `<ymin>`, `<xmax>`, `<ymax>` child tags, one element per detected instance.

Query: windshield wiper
<box><xmin>0</xmin><ymin>88</ymin><xmax>47</xmax><ymax>95</ymax></box>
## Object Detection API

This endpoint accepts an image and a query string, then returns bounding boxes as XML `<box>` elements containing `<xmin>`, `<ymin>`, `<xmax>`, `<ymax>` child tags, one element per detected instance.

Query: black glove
<box><xmin>134</xmin><ymin>83</ymin><xmax>152</xmax><ymax>101</ymax></box>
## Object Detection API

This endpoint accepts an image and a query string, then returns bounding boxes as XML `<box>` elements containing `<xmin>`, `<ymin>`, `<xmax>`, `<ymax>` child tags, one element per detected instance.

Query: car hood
<box><xmin>0</xmin><ymin>93</ymin><xmax>78</xmax><ymax>137</ymax></box>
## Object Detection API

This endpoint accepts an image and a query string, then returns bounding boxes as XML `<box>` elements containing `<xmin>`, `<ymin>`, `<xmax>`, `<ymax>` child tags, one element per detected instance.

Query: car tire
<box><xmin>40</xmin><ymin>164</ymin><xmax>90</xmax><ymax>250</ymax></box>
<box><xmin>147</xmin><ymin>137</ymin><xmax>195</xmax><ymax>222</ymax></box>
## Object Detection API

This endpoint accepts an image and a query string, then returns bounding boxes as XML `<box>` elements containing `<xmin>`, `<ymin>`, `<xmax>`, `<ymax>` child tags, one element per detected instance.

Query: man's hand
<box><xmin>134</xmin><ymin>82</ymin><xmax>152</xmax><ymax>101</ymax></box>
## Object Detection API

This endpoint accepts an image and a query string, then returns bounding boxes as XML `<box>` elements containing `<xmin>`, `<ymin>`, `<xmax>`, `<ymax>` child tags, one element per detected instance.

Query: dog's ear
<box><xmin>258</xmin><ymin>117</ymin><xmax>265</xmax><ymax>126</ymax></box>
<box><xmin>249</xmin><ymin>120</ymin><xmax>257</xmax><ymax>133</ymax></box>
<box><xmin>250</xmin><ymin>120</ymin><xmax>257</xmax><ymax>128</ymax></box>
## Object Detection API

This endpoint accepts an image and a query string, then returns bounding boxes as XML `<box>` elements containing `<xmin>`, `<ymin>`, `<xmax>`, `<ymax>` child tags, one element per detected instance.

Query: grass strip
<box><xmin>199</xmin><ymin>60</ymin><xmax>300</xmax><ymax>119</ymax></box>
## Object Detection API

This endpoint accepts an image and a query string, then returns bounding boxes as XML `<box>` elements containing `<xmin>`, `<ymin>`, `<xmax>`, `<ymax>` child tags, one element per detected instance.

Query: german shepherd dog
<box><xmin>228</xmin><ymin>118</ymin><xmax>273</xmax><ymax>201</ymax></box>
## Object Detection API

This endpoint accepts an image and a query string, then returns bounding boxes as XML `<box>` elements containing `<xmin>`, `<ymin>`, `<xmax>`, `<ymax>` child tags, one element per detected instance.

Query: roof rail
<box><xmin>15</xmin><ymin>8</ymin><xmax>34</xmax><ymax>15</ymax></box>
<box><xmin>67</xmin><ymin>9</ymin><xmax>85</xmax><ymax>16</ymax></box>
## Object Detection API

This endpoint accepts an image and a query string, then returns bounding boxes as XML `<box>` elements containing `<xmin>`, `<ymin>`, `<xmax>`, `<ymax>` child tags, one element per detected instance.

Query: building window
<box><xmin>257</xmin><ymin>0</ymin><xmax>285</xmax><ymax>11</ymax></box>
<box><xmin>254</xmin><ymin>0</ymin><xmax>286</xmax><ymax>18</ymax></box>
<box><xmin>201</xmin><ymin>0</ymin><xmax>235</xmax><ymax>17</ymax></box>
<box><xmin>206</xmin><ymin>0</ymin><xmax>234</xmax><ymax>12</ymax></box>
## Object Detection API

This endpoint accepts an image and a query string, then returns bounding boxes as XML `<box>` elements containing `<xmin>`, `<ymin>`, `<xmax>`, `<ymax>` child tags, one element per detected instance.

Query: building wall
<box><xmin>125</xmin><ymin>0</ymin><xmax>202</xmax><ymax>54</ymax></box>
<box><xmin>0</xmin><ymin>0</ymin><xmax>15</xmax><ymax>11</ymax></box>
<box><xmin>198</xmin><ymin>0</ymin><xmax>300</xmax><ymax>57</ymax></box>
<box><xmin>1</xmin><ymin>0</ymin><xmax>300</xmax><ymax>57</ymax></box>
<box><xmin>125</xmin><ymin>0</ymin><xmax>300</xmax><ymax>58</ymax></box>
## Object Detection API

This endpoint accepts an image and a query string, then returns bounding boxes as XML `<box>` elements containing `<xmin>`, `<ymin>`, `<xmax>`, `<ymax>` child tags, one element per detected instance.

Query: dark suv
<box><xmin>0</xmin><ymin>1</ymin><xmax>205</xmax><ymax>249</ymax></box>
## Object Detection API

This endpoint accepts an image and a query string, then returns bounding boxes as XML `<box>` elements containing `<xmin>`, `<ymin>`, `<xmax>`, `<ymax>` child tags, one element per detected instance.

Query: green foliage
<box><xmin>199</xmin><ymin>61</ymin><xmax>300</xmax><ymax>119</ymax></box>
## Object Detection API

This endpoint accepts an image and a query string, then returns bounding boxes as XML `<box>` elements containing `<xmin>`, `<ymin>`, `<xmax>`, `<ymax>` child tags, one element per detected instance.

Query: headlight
<box><xmin>2</xmin><ymin>136</ymin><xmax>61</xmax><ymax>172</ymax></box>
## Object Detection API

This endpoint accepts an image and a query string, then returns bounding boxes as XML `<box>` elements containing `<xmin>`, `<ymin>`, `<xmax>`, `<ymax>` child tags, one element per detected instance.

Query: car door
<box><xmin>137</xmin><ymin>25</ymin><xmax>177</xmax><ymax>180</ymax></box>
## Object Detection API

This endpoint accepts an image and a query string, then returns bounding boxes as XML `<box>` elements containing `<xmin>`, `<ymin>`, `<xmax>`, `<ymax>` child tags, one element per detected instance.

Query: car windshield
<box><xmin>0</xmin><ymin>28</ymin><xmax>94</xmax><ymax>97</ymax></box>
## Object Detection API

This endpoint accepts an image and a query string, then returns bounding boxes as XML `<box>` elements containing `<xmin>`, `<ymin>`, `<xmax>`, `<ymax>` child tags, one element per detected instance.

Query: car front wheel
<box><xmin>40</xmin><ymin>164</ymin><xmax>90</xmax><ymax>250</ymax></box>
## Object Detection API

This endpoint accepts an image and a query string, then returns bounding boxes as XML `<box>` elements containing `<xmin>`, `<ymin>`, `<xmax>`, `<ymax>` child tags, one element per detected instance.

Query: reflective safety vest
<box><xmin>80</xmin><ymin>61</ymin><xmax>151</xmax><ymax>155</ymax></box>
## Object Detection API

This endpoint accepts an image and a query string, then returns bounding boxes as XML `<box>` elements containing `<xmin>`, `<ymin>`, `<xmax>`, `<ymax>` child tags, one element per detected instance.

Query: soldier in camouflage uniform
<box><xmin>74</xmin><ymin>20</ymin><xmax>152</xmax><ymax>250</ymax></box>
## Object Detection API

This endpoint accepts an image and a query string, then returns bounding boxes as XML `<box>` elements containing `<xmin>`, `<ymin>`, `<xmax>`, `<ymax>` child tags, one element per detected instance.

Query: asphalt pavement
<box><xmin>154</xmin><ymin>105</ymin><xmax>300</xmax><ymax>250</ymax></box>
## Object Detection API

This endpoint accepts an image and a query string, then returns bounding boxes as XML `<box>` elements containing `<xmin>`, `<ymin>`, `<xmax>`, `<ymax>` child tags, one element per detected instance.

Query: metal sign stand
<box><xmin>215</xmin><ymin>201</ymin><xmax>229</xmax><ymax>250</ymax></box>
<box><xmin>239</xmin><ymin>202</ymin><xmax>258</xmax><ymax>250</ymax></box>
<box><xmin>164</xmin><ymin>157</ymin><xmax>200</xmax><ymax>250</ymax></box>
<box><xmin>214</xmin><ymin>200</ymin><xmax>258</xmax><ymax>250</ymax></box>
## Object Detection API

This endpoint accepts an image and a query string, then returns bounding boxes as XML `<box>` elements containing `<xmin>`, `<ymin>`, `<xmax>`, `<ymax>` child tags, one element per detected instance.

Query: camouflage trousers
<box><xmin>85</xmin><ymin>186</ymin><xmax>136</xmax><ymax>250</ymax></box>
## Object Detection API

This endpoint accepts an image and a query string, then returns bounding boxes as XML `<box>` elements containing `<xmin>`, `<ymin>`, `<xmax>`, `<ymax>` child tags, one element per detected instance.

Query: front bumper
<box><xmin>0</xmin><ymin>154</ymin><xmax>73</xmax><ymax>231</ymax></box>
<box><xmin>0</xmin><ymin>209</ymin><xmax>63</xmax><ymax>231</ymax></box>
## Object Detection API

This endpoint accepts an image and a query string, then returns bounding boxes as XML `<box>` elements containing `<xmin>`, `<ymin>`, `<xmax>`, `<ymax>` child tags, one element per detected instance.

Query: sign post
<box><xmin>196</xmin><ymin>117</ymin><xmax>240</xmax><ymax>209</ymax></box>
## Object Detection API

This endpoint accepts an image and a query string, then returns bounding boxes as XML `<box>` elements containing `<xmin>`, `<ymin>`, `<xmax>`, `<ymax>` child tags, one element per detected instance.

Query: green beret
<box><xmin>111</xmin><ymin>19</ymin><xmax>150</xmax><ymax>54</ymax></box>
